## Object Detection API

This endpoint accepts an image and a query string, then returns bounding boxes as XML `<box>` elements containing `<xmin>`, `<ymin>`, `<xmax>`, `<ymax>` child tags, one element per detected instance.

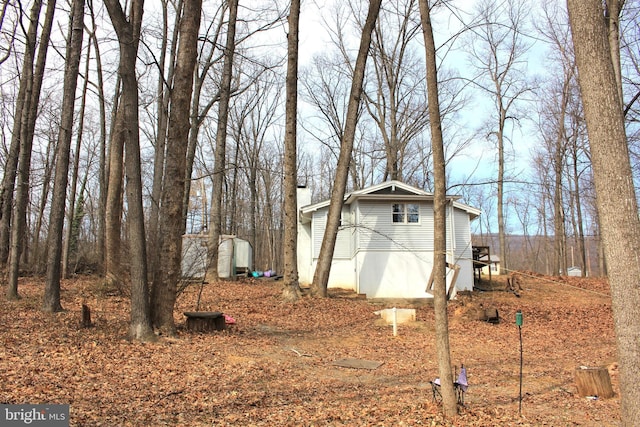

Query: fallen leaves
<box><xmin>0</xmin><ymin>274</ymin><xmax>620</xmax><ymax>426</ymax></box>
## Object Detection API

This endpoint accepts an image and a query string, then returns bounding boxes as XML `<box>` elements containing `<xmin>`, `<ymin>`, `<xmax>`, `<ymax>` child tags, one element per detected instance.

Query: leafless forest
<box><xmin>1</xmin><ymin>0</ymin><xmax>639</xmax><ymax>281</ymax></box>
<box><xmin>2</xmin><ymin>0</ymin><xmax>640</xmax><ymax>422</ymax></box>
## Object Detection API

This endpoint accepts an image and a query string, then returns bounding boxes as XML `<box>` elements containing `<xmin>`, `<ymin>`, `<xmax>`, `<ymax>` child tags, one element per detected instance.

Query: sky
<box><xmin>295</xmin><ymin>0</ymin><xmax>548</xmax><ymax>186</ymax></box>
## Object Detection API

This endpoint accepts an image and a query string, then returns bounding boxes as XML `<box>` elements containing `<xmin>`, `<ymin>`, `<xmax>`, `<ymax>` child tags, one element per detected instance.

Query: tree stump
<box><xmin>184</xmin><ymin>311</ymin><xmax>225</xmax><ymax>332</ymax></box>
<box><xmin>574</xmin><ymin>366</ymin><xmax>614</xmax><ymax>398</ymax></box>
<box><xmin>81</xmin><ymin>304</ymin><xmax>92</xmax><ymax>328</ymax></box>
<box><xmin>483</xmin><ymin>307</ymin><xmax>500</xmax><ymax>324</ymax></box>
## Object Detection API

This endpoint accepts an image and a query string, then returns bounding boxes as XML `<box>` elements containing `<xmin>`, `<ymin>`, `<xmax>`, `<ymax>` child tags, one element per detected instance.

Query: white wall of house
<box><xmin>308</xmin><ymin>258</ymin><xmax>356</xmax><ymax>290</ymax></box>
<box><xmin>356</xmin><ymin>251</ymin><xmax>434</xmax><ymax>298</ymax></box>
<box><xmin>481</xmin><ymin>262</ymin><xmax>500</xmax><ymax>276</ymax></box>
<box><xmin>452</xmin><ymin>207</ymin><xmax>474</xmax><ymax>291</ymax></box>
<box><xmin>296</xmin><ymin>183</ymin><xmax>479</xmax><ymax>297</ymax></box>
<box><xmin>297</xmin><ymin>187</ymin><xmax>313</xmax><ymax>285</ymax></box>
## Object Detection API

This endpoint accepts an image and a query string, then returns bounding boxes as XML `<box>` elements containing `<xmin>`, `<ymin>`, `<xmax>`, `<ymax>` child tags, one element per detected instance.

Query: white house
<box><xmin>479</xmin><ymin>254</ymin><xmax>500</xmax><ymax>276</ymax></box>
<box><xmin>297</xmin><ymin>181</ymin><xmax>481</xmax><ymax>299</ymax></box>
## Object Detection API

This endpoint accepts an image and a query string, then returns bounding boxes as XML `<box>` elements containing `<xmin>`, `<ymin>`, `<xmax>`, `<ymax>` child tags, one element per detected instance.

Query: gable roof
<box><xmin>300</xmin><ymin>180</ymin><xmax>481</xmax><ymax>221</ymax></box>
<box><xmin>479</xmin><ymin>254</ymin><xmax>500</xmax><ymax>263</ymax></box>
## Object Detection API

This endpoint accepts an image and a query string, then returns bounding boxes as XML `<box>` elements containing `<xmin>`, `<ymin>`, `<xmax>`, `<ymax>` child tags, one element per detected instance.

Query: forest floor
<box><xmin>0</xmin><ymin>273</ymin><xmax>620</xmax><ymax>426</ymax></box>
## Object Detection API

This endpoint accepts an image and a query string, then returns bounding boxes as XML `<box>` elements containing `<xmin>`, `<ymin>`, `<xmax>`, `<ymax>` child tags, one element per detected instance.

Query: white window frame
<box><xmin>392</xmin><ymin>203</ymin><xmax>420</xmax><ymax>224</ymax></box>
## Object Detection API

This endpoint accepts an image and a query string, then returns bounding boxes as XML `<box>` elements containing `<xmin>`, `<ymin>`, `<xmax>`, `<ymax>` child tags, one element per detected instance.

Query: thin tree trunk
<box><xmin>104</xmin><ymin>0</ymin><xmax>155</xmax><ymax>342</ymax></box>
<box><xmin>207</xmin><ymin>0</ymin><xmax>239</xmax><ymax>282</ymax></box>
<box><xmin>149</xmin><ymin>0</ymin><xmax>181</xmax><ymax>294</ymax></box>
<box><xmin>32</xmin><ymin>133</ymin><xmax>55</xmax><ymax>273</ymax></box>
<box><xmin>553</xmin><ymin>123</ymin><xmax>566</xmax><ymax>276</ymax></box>
<box><xmin>62</xmin><ymin>34</ymin><xmax>91</xmax><ymax>279</ymax></box>
<box><xmin>568</xmin><ymin>0</ymin><xmax>640</xmax><ymax>423</ymax></box>
<box><xmin>497</xmin><ymin>114</ymin><xmax>507</xmax><ymax>275</ymax></box>
<box><xmin>7</xmin><ymin>0</ymin><xmax>56</xmax><ymax>299</ymax></box>
<box><xmin>0</xmin><ymin>0</ymin><xmax>43</xmax><ymax>268</ymax></box>
<box><xmin>571</xmin><ymin>150</ymin><xmax>587</xmax><ymax>275</ymax></box>
<box><xmin>282</xmin><ymin>0</ymin><xmax>302</xmax><ymax>301</ymax></box>
<box><xmin>419</xmin><ymin>0</ymin><xmax>457</xmax><ymax>417</ymax></box>
<box><xmin>44</xmin><ymin>0</ymin><xmax>85</xmax><ymax>312</ymax></box>
<box><xmin>311</xmin><ymin>0</ymin><xmax>382</xmax><ymax>297</ymax></box>
<box><xmin>86</xmin><ymin>0</ymin><xmax>108</xmax><ymax>273</ymax></box>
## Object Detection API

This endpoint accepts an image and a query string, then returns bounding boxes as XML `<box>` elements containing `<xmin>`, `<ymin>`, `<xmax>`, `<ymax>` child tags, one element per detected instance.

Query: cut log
<box><xmin>574</xmin><ymin>366</ymin><xmax>614</xmax><ymax>398</ymax></box>
<box><xmin>483</xmin><ymin>307</ymin><xmax>500</xmax><ymax>324</ymax></box>
<box><xmin>184</xmin><ymin>311</ymin><xmax>225</xmax><ymax>332</ymax></box>
<box><xmin>81</xmin><ymin>304</ymin><xmax>92</xmax><ymax>328</ymax></box>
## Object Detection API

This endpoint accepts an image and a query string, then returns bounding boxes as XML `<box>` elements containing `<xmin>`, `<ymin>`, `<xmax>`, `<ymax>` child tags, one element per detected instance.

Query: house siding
<box><xmin>298</xmin><ymin>181</ymin><xmax>480</xmax><ymax>296</ymax></box>
<box><xmin>452</xmin><ymin>208</ymin><xmax>474</xmax><ymax>291</ymax></box>
<box><xmin>312</xmin><ymin>208</ymin><xmax>352</xmax><ymax>259</ymax></box>
<box><xmin>357</xmin><ymin>200</ymin><xmax>434</xmax><ymax>251</ymax></box>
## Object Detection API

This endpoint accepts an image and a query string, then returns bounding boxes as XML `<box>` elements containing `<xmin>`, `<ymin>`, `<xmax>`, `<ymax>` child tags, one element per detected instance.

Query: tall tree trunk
<box><xmin>207</xmin><ymin>0</ymin><xmax>238</xmax><ymax>282</ymax></box>
<box><xmin>104</xmin><ymin>0</ymin><xmax>155</xmax><ymax>342</ymax></box>
<box><xmin>567</xmin><ymin>0</ymin><xmax>640</xmax><ymax>424</ymax></box>
<box><xmin>62</xmin><ymin>34</ymin><xmax>91</xmax><ymax>279</ymax></box>
<box><xmin>0</xmin><ymin>0</ymin><xmax>43</xmax><ymax>268</ymax></box>
<box><xmin>571</xmin><ymin>148</ymin><xmax>587</xmax><ymax>275</ymax></box>
<box><xmin>7</xmin><ymin>0</ymin><xmax>56</xmax><ymax>298</ymax></box>
<box><xmin>181</xmin><ymin>5</ymin><xmax>228</xmax><ymax>235</ymax></box>
<box><xmin>32</xmin><ymin>133</ymin><xmax>55</xmax><ymax>274</ymax></box>
<box><xmin>44</xmin><ymin>0</ymin><xmax>85</xmax><ymax>312</ymax></box>
<box><xmin>87</xmin><ymin>0</ymin><xmax>108</xmax><ymax>273</ymax></box>
<box><xmin>149</xmin><ymin>0</ymin><xmax>182</xmax><ymax>294</ymax></box>
<box><xmin>311</xmin><ymin>0</ymin><xmax>382</xmax><ymax>297</ymax></box>
<box><xmin>553</xmin><ymin>125</ymin><xmax>566</xmax><ymax>276</ymax></box>
<box><xmin>151</xmin><ymin>0</ymin><xmax>202</xmax><ymax>335</ymax></box>
<box><xmin>419</xmin><ymin>0</ymin><xmax>457</xmax><ymax>417</ymax></box>
<box><xmin>104</xmin><ymin>93</ymin><xmax>125</xmax><ymax>291</ymax></box>
<box><xmin>605</xmin><ymin>0</ymin><xmax>624</xmax><ymax>109</ymax></box>
<box><xmin>497</xmin><ymin>110</ymin><xmax>507</xmax><ymax>275</ymax></box>
<box><xmin>282</xmin><ymin>0</ymin><xmax>302</xmax><ymax>301</ymax></box>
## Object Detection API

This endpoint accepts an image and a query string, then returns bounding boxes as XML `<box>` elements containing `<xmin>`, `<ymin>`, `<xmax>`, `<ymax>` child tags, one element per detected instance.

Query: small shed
<box><xmin>218</xmin><ymin>235</ymin><xmax>253</xmax><ymax>278</ymax></box>
<box><xmin>181</xmin><ymin>234</ymin><xmax>253</xmax><ymax>279</ymax></box>
<box><xmin>479</xmin><ymin>254</ymin><xmax>500</xmax><ymax>276</ymax></box>
<box><xmin>182</xmin><ymin>234</ymin><xmax>209</xmax><ymax>278</ymax></box>
<box><xmin>567</xmin><ymin>267</ymin><xmax>582</xmax><ymax>277</ymax></box>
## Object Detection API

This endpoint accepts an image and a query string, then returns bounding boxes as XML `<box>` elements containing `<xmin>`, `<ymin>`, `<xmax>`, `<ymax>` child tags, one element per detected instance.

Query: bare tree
<box><xmin>147</xmin><ymin>0</ymin><xmax>181</xmax><ymax>292</ymax></box>
<box><xmin>282</xmin><ymin>0</ymin><xmax>302</xmax><ymax>301</ymax></box>
<box><xmin>31</xmin><ymin>123</ymin><xmax>56</xmax><ymax>273</ymax></box>
<box><xmin>0</xmin><ymin>0</ymin><xmax>18</xmax><ymax>66</ymax></box>
<box><xmin>151</xmin><ymin>0</ymin><xmax>203</xmax><ymax>335</ymax></box>
<box><xmin>104</xmin><ymin>0</ymin><xmax>154</xmax><ymax>341</ymax></box>
<box><xmin>567</xmin><ymin>0</ymin><xmax>640</xmax><ymax>423</ymax></box>
<box><xmin>300</xmin><ymin>52</ymin><xmax>371</xmax><ymax>190</ymax></box>
<box><xmin>228</xmin><ymin>69</ymin><xmax>282</xmax><ymax>274</ymax></box>
<box><xmin>365</xmin><ymin>0</ymin><xmax>429</xmax><ymax>182</ymax></box>
<box><xmin>0</xmin><ymin>0</ymin><xmax>44</xmax><ymax>269</ymax></box>
<box><xmin>6</xmin><ymin>0</ymin><xmax>56</xmax><ymax>299</ymax></box>
<box><xmin>311</xmin><ymin>0</ymin><xmax>382</xmax><ymax>297</ymax></box>
<box><xmin>86</xmin><ymin>0</ymin><xmax>108</xmax><ymax>273</ymax></box>
<box><xmin>43</xmin><ymin>0</ymin><xmax>85</xmax><ymax>312</ymax></box>
<box><xmin>62</xmin><ymin>25</ymin><xmax>92</xmax><ymax>278</ymax></box>
<box><xmin>206</xmin><ymin>0</ymin><xmax>238</xmax><ymax>282</ymax></box>
<box><xmin>467</xmin><ymin>0</ymin><xmax>532</xmax><ymax>276</ymax></box>
<box><xmin>419</xmin><ymin>0</ymin><xmax>457</xmax><ymax>416</ymax></box>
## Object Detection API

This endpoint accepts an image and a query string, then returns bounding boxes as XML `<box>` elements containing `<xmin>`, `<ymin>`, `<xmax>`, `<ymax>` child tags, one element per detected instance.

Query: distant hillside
<box><xmin>472</xmin><ymin>233</ymin><xmax>604</xmax><ymax>277</ymax></box>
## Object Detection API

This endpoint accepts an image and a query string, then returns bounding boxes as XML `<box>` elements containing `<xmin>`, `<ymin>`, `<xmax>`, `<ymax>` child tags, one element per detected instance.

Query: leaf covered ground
<box><xmin>0</xmin><ymin>273</ymin><xmax>620</xmax><ymax>426</ymax></box>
